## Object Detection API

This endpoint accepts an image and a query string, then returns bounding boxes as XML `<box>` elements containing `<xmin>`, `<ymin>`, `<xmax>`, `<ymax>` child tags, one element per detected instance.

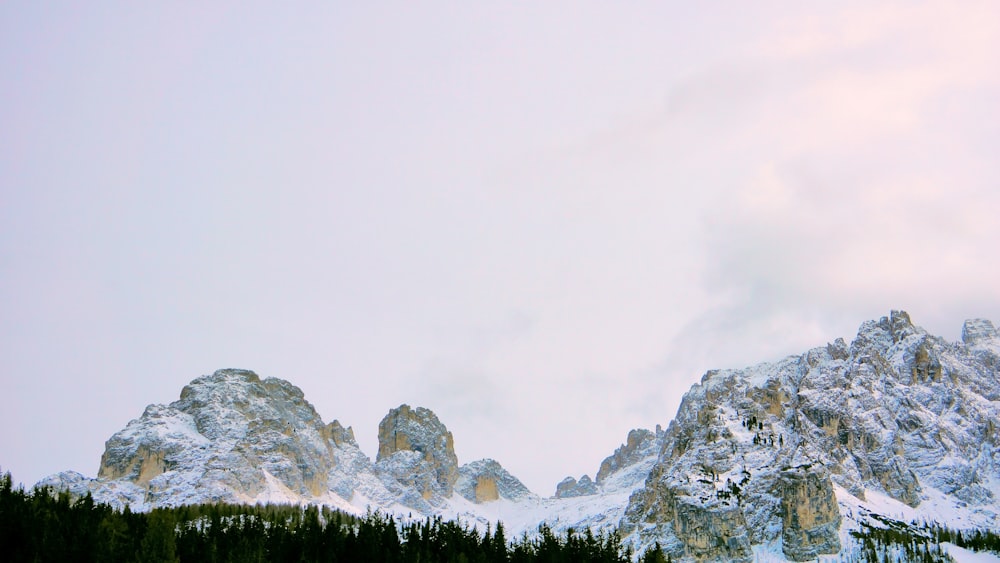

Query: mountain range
<box><xmin>39</xmin><ymin>311</ymin><xmax>1000</xmax><ymax>561</ymax></box>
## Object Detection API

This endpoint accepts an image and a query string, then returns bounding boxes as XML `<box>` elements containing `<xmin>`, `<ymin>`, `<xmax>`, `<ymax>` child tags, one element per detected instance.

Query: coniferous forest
<box><xmin>846</xmin><ymin>512</ymin><xmax>1000</xmax><ymax>562</ymax></box>
<box><xmin>8</xmin><ymin>469</ymin><xmax>1000</xmax><ymax>562</ymax></box>
<box><xmin>0</xmin><ymin>470</ymin><xmax>654</xmax><ymax>563</ymax></box>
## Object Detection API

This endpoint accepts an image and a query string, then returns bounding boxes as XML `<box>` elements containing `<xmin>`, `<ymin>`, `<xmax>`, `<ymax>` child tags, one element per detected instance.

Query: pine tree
<box><xmin>138</xmin><ymin>509</ymin><xmax>179</xmax><ymax>563</ymax></box>
<box><xmin>640</xmin><ymin>542</ymin><xmax>669</xmax><ymax>563</ymax></box>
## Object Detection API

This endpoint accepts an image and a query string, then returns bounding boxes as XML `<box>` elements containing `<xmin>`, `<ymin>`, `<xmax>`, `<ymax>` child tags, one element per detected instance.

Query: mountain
<box><xmin>38</xmin><ymin>311</ymin><xmax>1000</xmax><ymax>561</ymax></box>
<box><xmin>619</xmin><ymin>311</ymin><xmax>1000</xmax><ymax>560</ymax></box>
<box><xmin>38</xmin><ymin>370</ymin><xmax>543</xmax><ymax>517</ymax></box>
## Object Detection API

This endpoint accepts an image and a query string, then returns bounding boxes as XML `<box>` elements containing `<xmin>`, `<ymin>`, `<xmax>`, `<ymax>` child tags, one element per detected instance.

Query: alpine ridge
<box><xmin>38</xmin><ymin>311</ymin><xmax>1000</xmax><ymax>561</ymax></box>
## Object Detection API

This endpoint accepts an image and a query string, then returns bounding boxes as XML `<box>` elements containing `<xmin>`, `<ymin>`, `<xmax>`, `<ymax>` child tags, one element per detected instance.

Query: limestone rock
<box><xmin>376</xmin><ymin>404</ymin><xmax>459</xmax><ymax>498</ymax></box>
<box><xmin>622</xmin><ymin>475</ymin><xmax>752</xmax><ymax>562</ymax></box>
<box><xmin>326</xmin><ymin>420</ymin><xmax>357</xmax><ymax>448</ymax></box>
<box><xmin>963</xmin><ymin>318</ymin><xmax>998</xmax><ymax>346</ymax></box>
<box><xmin>53</xmin><ymin>369</ymin><xmax>406</xmax><ymax>510</ymax></box>
<box><xmin>553</xmin><ymin>426</ymin><xmax>664</xmax><ymax>500</ymax></box>
<box><xmin>621</xmin><ymin>310</ymin><xmax>1000</xmax><ymax>557</ymax></box>
<box><xmin>673</xmin><ymin>498</ymin><xmax>752</xmax><ymax>562</ymax></box>
<box><xmin>43</xmin><ymin>377</ymin><xmax>530</xmax><ymax>515</ymax></box>
<box><xmin>596</xmin><ymin>429</ymin><xmax>658</xmax><ymax>485</ymax></box>
<box><xmin>455</xmin><ymin>459</ymin><xmax>534</xmax><ymax>503</ymax></box>
<box><xmin>778</xmin><ymin>465</ymin><xmax>841</xmax><ymax>561</ymax></box>
<box><xmin>554</xmin><ymin>474</ymin><xmax>597</xmax><ymax>498</ymax></box>
<box><xmin>94</xmin><ymin>369</ymin><xmax>344</xmax><ymax>504</ymax></box>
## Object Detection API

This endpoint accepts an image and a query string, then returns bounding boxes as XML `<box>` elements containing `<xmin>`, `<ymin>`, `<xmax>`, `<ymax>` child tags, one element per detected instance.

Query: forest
<box><xmin>8</xmin><ymin>468</ymin><xmax>1000</xmax><ymax>562</ymax></box>
<box><xmin>0</xmin><ymin>470</ymin><xmax>673</xmax><ymax>563</ymax></box>
<box><xmin>846</xmin><ymin>511</ymin><xmax>1000</xmax><ymax>562</ymax></box>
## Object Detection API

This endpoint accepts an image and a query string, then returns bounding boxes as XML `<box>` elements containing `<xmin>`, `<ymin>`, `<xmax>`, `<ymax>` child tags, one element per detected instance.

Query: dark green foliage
<box><xmin>140</xmin><ymin>509</ymin><xmax>179</xmax><ymax>563</ymax></box>
<box><xmin>20</xmin><ymin>464</ymin><xmax>1000</xmax><ymax>563</ymax></box>
<box><xmin>0</xmin><ymin>468</ymin><xmax>635</xmax><ymax>563</ymax></box>
<box><xmin>925</xmin><ymin>520</ymin><xmax>1000</xmax><ymax>555</ymax></box>
<box><xmin>847</xmin><ymin>513</ymin><xmax>1000</xmax><ymax>562</ymax></box>
<box><xmin>0</xmin><ymin>469</ymin><xmax>146</xmax><ymax>562</ymax></box>
<box><xmin>639</xmin><ymin>542</ymin><xmax>670</xmax><ymax>563</ymax></box>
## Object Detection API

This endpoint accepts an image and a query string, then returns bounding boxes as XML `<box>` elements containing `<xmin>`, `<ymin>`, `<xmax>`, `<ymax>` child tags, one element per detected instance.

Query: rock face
<box><xmin>553</xmin><ymin>426</ymin><xmax>665</xmax><ymax>499</ymax></box>
<box><xmin>455</xmin><ymin>459</ymin><xmax>533</xmax><ymax>503</ymax></box>
<box><xmin>778</xmin><ymin>465</ymin><xmax>841</xmax><ymax>561</ymax></box>
<box><xmin>962</xmin><ymin>318</ymin><xmax>998</xmax><ymax>345</ymax></box>
<box><xmin>94</xmin><ymin>369</ymin><xmax>344</xmax><ymax>506</ymax></box>
<box><xmin>555</xmin><ymin>475</ymin><xmax>598</xmax><ymax>498</ymax></box>
<box><xmin>621</xmin><ymin>310</ymin><xmax>1000</xmax><ymax>559</ymax></box>
<box><xmin>376</xmin><ymin>405</ymin><xmax>459</xmax><ymax>499</ymax></box>
<box><xmin>596</xmin><ymin>428</ymin><xmax>659</xmax><ymax>485</ymax></box>
<box><xmin>44</xmin><ymin>370</ymin><xmax>524</xmax><ymax>514</ymax></box>
<box><xmin>673</xmin><ymin>498</ymin><xmax>751</xmax><ymax>562</ymax></box>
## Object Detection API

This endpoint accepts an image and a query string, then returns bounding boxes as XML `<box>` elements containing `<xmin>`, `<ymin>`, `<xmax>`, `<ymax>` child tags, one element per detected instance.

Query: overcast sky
<box><xmin>2</xmin><ymin>2</ymin><xmax>999</xmax><ymax>496</ymax></box>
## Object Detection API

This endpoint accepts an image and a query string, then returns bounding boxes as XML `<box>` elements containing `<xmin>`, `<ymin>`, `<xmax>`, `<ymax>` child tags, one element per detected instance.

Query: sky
<box><xmin>2</xmin><ymin>1</ymin><xmax>999</xmax><ymax>496</ymax></box>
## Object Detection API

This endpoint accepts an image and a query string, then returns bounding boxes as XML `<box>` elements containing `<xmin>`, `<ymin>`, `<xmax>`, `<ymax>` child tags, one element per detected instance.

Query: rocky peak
<box><xmin>622</xmin><ymin>311</ymin><xmax>1000</xmax><ymax>559</ymax></box>
<box><xmin>326</xmin><ymin>420</ymin><xmax>357</xmax><ymax>448</ymax></box>
<box><xmin>37</xmin><ymin>311</ymin><xmax>1000</xmax><ymax>560</ymax></box>
<box><xmin>596</xmin><ymin>428</ymin><xmax>659</xmax><ymax>484</ymax></box>
<box><xmin>887</xmin><ymin>309</ymin><xmax>916</xmax><ymax>343</ymax></box>
<box><xmin>376</xmin><ymin>404</ymin><xmax>459</xmax><ymax>498</ymax></box>
<box><xmin>554</xmin><ymin>474</ymin><xmax>598</xmax><ymax>498</ymax></box>
<box><xmin>52</xmin><ymin>375</ymin><xmax>532</xmax><ymax>516</ymax></box>
<box><xmin>851</xmin><ymin>309</ymin><xmax>922</xmax><ymax>355</ymax></box>
<box><xmin>963</xmin><ymin>318</ymin><xmax>998</xmax><ymax>346</ymax></box>
<box><xmin>455</xmin><ymin>459</ymin><xmax>534</xmax><ymax>503</ymax></box>
<box><xmin>96</xmin><ymin>368</ymin><xmax>345</xmax><ymax>504</ymax></box>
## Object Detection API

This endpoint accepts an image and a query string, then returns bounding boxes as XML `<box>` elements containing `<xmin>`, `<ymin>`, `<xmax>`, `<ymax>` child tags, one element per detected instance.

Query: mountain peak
<box><xmin>376</xmin><ymin>404</ymin><xmax>459</xmax><ymax>499</ymax></box>
<box><xmin>621</xmin><ymin>310</ymin><xmax>1000</xmax><ymax>560</ymax></box>
<box><xmin>963</xmin><ymin>318</ymin><xmax>998</xmax><ymax>346</ymax></box>
<box><xmin>35</xmin><ymin>311</ymin><xmax>1000</xmax><ymax>561</ymax></box>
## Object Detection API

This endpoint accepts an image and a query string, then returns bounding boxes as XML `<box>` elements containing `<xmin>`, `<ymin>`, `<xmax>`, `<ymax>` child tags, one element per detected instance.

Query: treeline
<box><xmin>0</xmin><ymin>470</ymin><xmax>641</xmax><ymax>563</ymax></box>
<box><xmin>847</xmin><ymin>512</ymin><xmax>1000</xmax><ymax>562</ymax></box>
<box><xmin>926</xmin><ymin>521</ymin><xmax>1000</xmax><ymax>555</ymax></box>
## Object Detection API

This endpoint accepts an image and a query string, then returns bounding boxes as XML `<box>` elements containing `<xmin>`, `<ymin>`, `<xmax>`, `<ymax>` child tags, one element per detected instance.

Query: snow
<box><xmin>36</xmin><ymin>313</ymin><xmax>1000</xmax><ymax>562</ymax></box>
<box><xmin>942</xmin><ymin>543</ymin><xmax>1000</xmax><ymax>563</ymax></box>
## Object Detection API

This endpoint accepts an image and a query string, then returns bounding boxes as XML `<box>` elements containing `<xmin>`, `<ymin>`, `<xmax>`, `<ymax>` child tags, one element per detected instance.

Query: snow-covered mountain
<box><xmin>39</xmin><ymin>311</ymin><xmax>1000</xmax><ymax>561</ymax></box>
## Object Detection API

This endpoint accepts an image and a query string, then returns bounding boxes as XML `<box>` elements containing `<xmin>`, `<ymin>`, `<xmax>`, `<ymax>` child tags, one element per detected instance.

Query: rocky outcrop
<box><xmin>44</xmin><ymin>374</ymin><xmax>535</xmax><ymax>515</ymax></box>
<box><xmin>376</xmin><ymin>405</ymin><xmax>459</xmax><ymax>499</ymax></box>
<box><xmin>94</xmin><ymin>369</ymin><xmax>343</xmax><ymax>504</ymax></box>
<box><xmin>962</xmin><ymin>318</ymin><xmax>998</xmax><ymax>346</ymax></box>
<box><xmin>552</xmin><ymin>426</ymin><xmax>664</xmax><ymax>500</ymax></box>
<box><xmin>622</xmin><ymin>475</ymin><xmax>752</xmax><ymax>562</ymax></box>
<box><xmin>455</xmin><ymin>459</ymin><xmax>534</xmax><ymax>503</ymax></box>
<box><xmin>673</xmin><ymin>498</ymin><xmax>751</xmax><ymax>562</ymax></box>
<box><xmin>326</xmin><ymin>420</ymin><xmax>357</xmax><ymax>448</ymax></box>
<box><xmin>621</xmin><ymin>310</ymin><xmax>1000</xmax><ymax>557</ymax></box>
<box><xmin>596</xmin><ymin>428</ymin><xmax>659</xmax><ymax>485</ymax></box>
<box><xmin>51</xmin><ymin>370</ymin><xmax>448</xmax><ymax>512</ymax></box>
<box><xmin>554</xmin><ymin>475</ymin><xmax>597</xmax><ymax>498</ymax></box>
<box><xmin>778</xmin><ymin>465</ymin><xmax>841</xmax><ymax>561</ymax></box>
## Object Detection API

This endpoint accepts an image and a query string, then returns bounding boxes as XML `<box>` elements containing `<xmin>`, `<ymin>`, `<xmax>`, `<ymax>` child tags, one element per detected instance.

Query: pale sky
<box><xmin>2</xmin><ymin>2</ymin><xmax>999</xmax><ymax>496</ymax></box>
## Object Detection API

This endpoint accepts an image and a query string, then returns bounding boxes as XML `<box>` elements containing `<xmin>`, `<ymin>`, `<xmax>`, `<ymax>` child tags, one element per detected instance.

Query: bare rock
<box><xmin>778</xmin><ymin>465</ymin><xmax>841</xmax><ymax>561</ymax></box>
<box><xmin>554</xmin><ymin>474</ymin><xmax>597</xmax><ymax>498</ymax></box>
<box><xmin>376</xmin><ymin>404</ymin><xmax>459</xmax><ymax>498</ymax></box>
<box><xmin>596</xmin><ymin>429</ymin><xmax>657</xmax><ymax>484</ymax></box>
<box><xmin>963</xmin><ymin>318</ymin><xmax>998</xmax><ymax>346</ymax></box>
<box><xmin>455</xmin><ymin>458</ymin><xmax>534</xmax><ymax>503</ymax></box>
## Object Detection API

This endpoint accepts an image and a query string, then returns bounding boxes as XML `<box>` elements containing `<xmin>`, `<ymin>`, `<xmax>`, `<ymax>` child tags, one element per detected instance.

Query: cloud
<box><xmin>615</xmin><ymin>1</ymin><xmax>1000</xmax><ymax>407</ymax></box>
